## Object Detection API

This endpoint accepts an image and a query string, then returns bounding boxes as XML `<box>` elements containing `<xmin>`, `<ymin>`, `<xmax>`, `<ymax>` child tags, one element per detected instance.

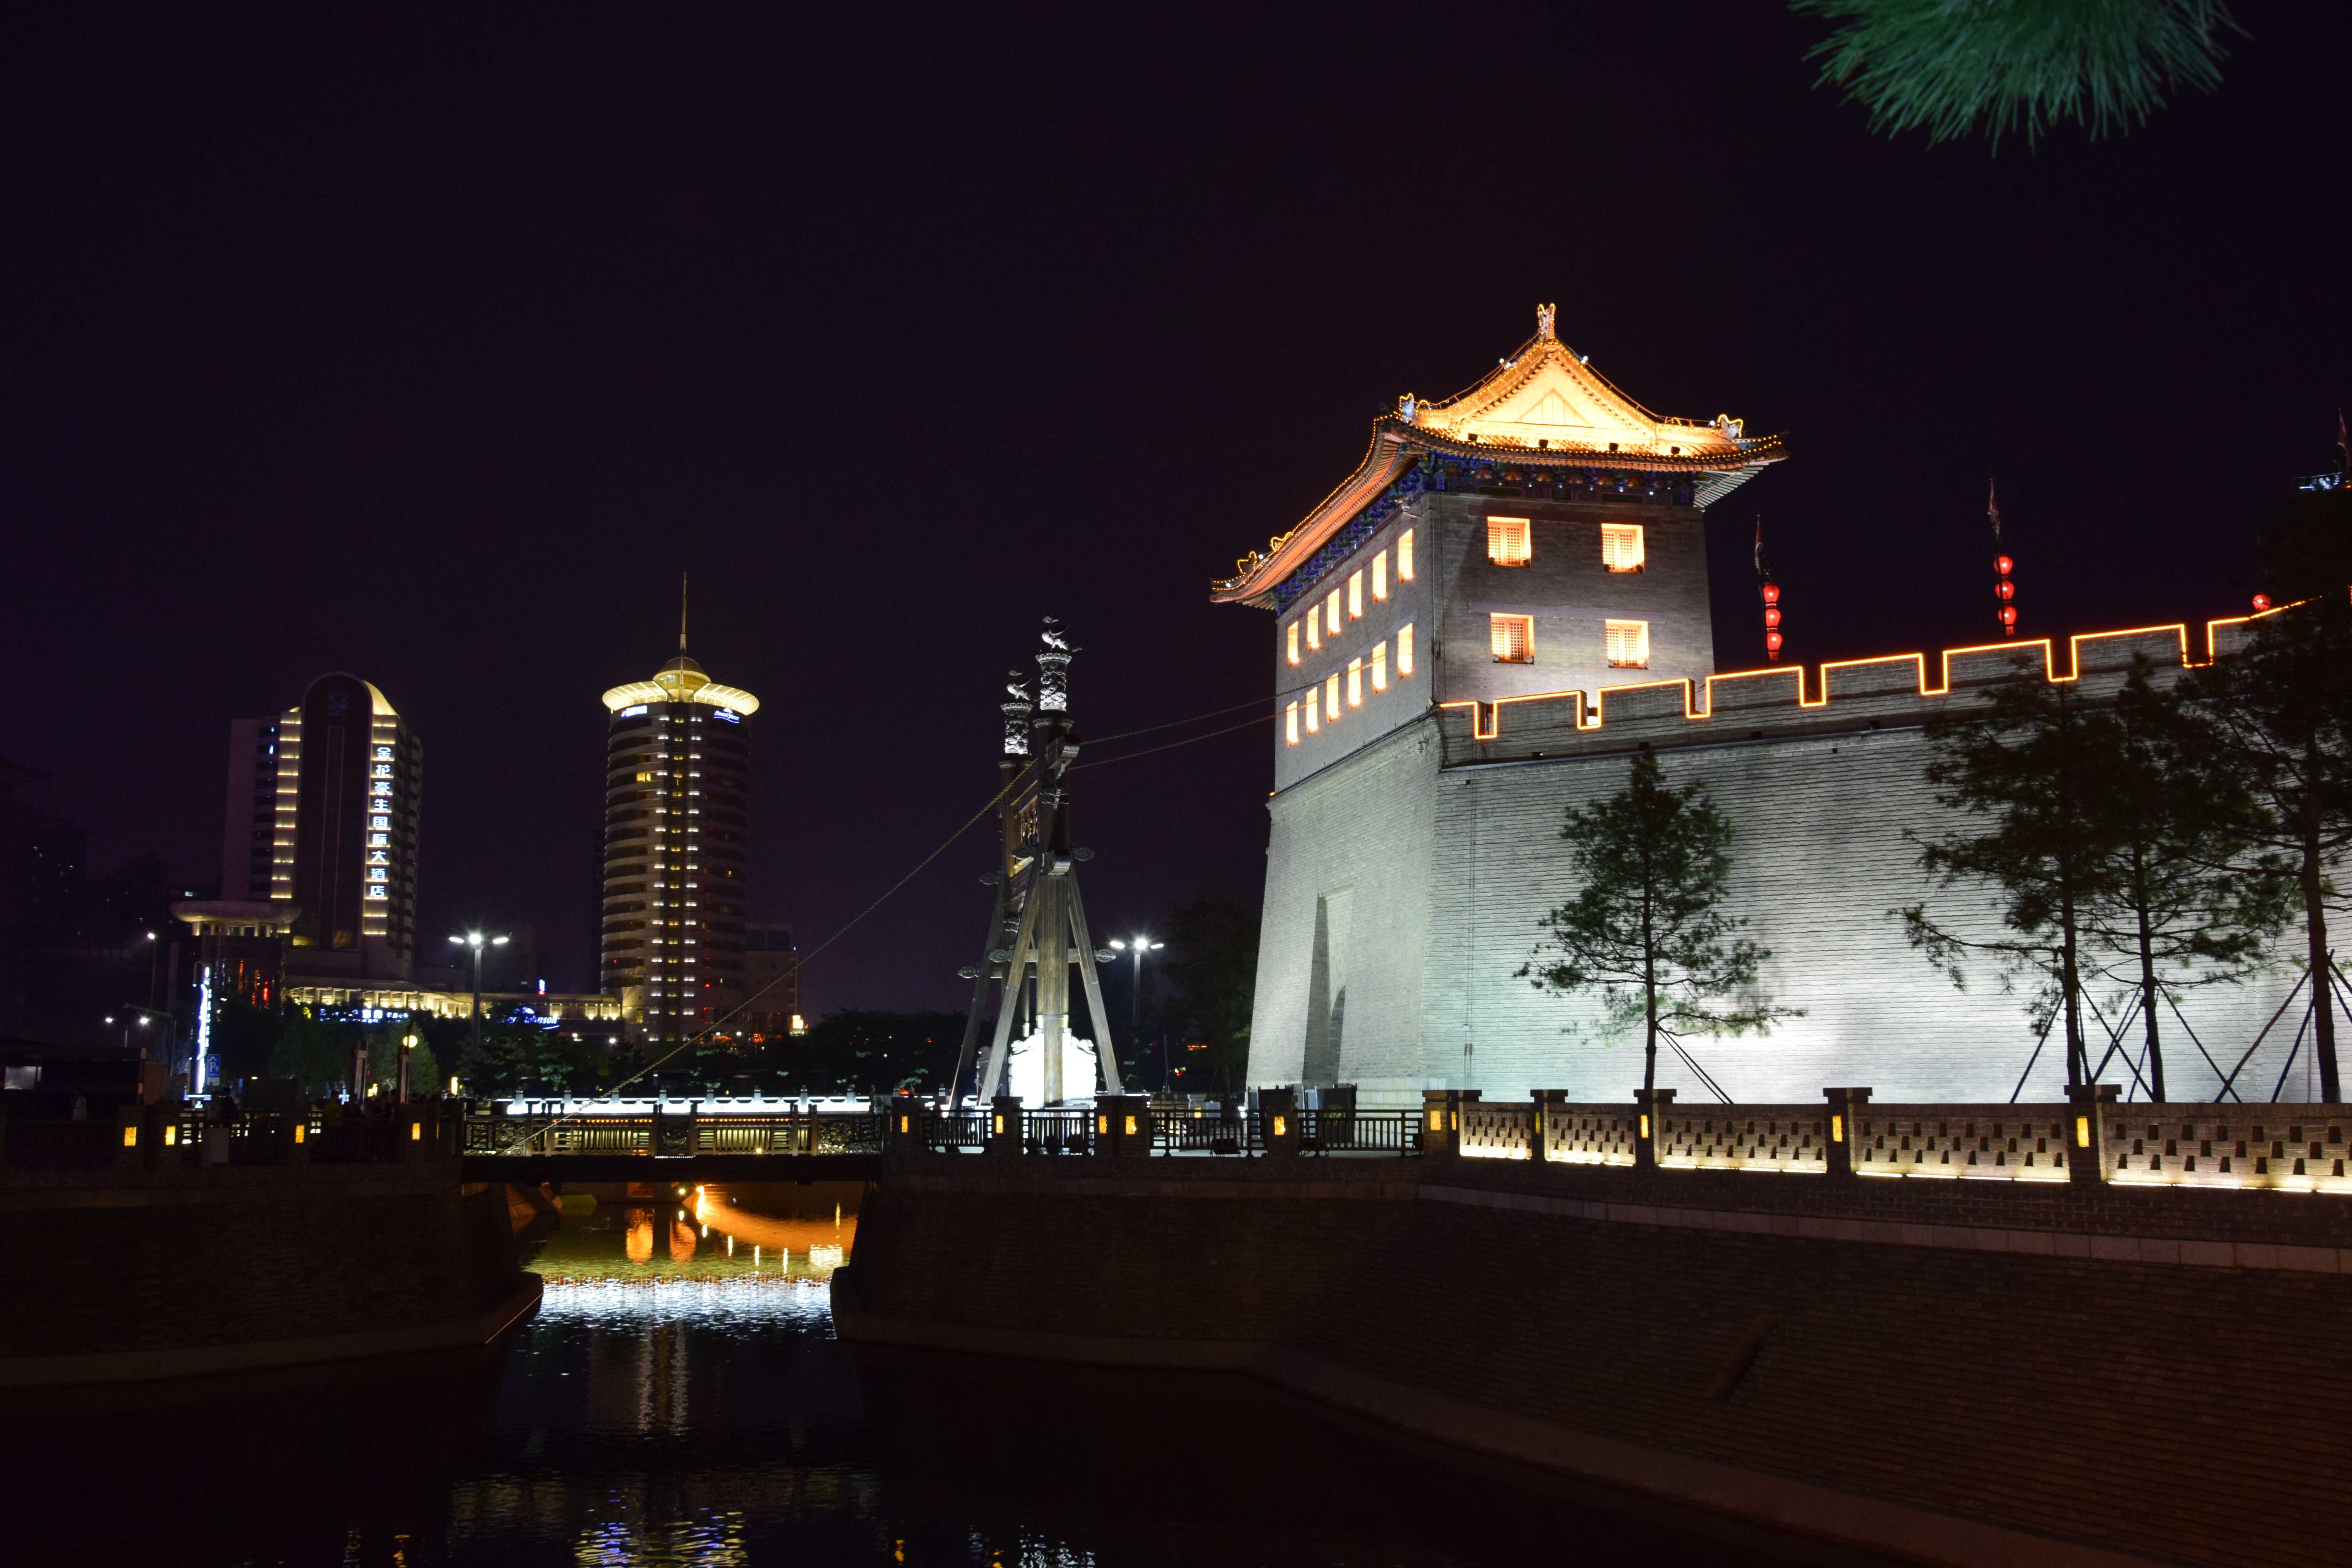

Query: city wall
<box><xmin>838</xmin><ymin>1150</ymin><xmax>2352</xmax><ymax>1567</ymax></box>
<box><xmin>1252</xmin><ymin>620</ymin><xmax>2313</xmax><ymax>1105</ymax></box>
<box><xmin>0</xmin><ymin>1160</ymin><xmax>537</xmax><ymax>1401</ymax></box>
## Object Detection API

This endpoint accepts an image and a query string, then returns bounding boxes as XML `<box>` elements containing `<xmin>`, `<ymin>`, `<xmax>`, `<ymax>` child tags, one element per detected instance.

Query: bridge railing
<box><xmin>907</xmin><ymin>1103</ymin><xmax>1423</xmax><ymax>1157</ymax></box>
<box><xmin>461</xmin><ymin>1110</ymin><xmax>885</xmax><ymax>1158</ymax></box>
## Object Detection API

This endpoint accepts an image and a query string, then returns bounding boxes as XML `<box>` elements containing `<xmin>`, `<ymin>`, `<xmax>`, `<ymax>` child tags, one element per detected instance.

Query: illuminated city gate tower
<box><xmin>1212</xmin><ymin>306</ymin><xmax>1784</xmax><ymax>1098</ymax></box>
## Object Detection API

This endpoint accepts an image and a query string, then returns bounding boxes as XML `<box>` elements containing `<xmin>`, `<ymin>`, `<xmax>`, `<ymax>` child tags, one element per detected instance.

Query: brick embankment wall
<box><xmin>845</xmin><ymin>1160</ymin><xmax>1414</xmax><ymax>1361</ymax></box>
<box><xmin>842</xmin><ymin>1154</ymin><xmax>2352</xmax><ymax>1567</ymax></box>
<box><xmin>1446</xmin><ymin>1158</ymin><xmax>2352</xmax><ymax>1250</ymax></box>
<box><xmin>0</xmin><ymin>1161</ymin><xmax>532</xmax><ymax>1390</ymax></box>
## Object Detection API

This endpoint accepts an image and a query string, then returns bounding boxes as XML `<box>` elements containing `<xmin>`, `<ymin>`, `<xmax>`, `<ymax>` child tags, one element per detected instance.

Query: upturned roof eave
<box><xmin>1208</xmin><ymin>417</ymin><xmax>1788</xmax><ymax>608</ymax></box>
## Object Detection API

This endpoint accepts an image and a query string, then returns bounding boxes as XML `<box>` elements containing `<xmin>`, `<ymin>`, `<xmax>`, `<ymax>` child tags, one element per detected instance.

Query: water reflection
<box><xmin>20</xmin><ymin>1180</ymin><xmax>1772</xmax><ymax>1566</ymax></box>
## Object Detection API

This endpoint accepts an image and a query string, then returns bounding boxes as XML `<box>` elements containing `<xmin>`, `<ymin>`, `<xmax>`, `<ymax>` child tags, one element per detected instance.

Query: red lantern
<box><xmin>1996</xmin><ymin>579</ymin><xmax>2015</xmax><ymax>601</ymax></box>
<box><xmin>2000</xmin><ymin>604</ymin><xmax>2017</xmax><ymax>627</ymax></box>
<box><xmin>1994</xmin><ymin>555</ymin><xmax>2014</xmax><ymax>576</ymax></box>
<box><xmin>1763</xmin><ymin>606</ymin><xmax>1782</xmax><ymax>629</ymax></box>
<box><xmin>2252</xmin><ymin>593</ymin><xmax>2272</xmax><ymax>612</ymax></box>
<box><xmin>1760</xmin><ymin>582</ymin><xmax>1780</xmax><ymax>605</ymax></box>
<box><xmin>1765</xmin><ymin>630</ymin><xmax>1784</xmax><ymax>654</ymax></box>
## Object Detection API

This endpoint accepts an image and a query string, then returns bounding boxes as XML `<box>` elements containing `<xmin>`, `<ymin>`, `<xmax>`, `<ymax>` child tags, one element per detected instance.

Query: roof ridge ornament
<box><xmin>1535</xmin><ymin>302</ymin><xmax>1556</xmax><ymax>341</ymax></box>
<box><xmin>1397</xmin><ymin>393</ymin><xmax>1417</xmax><ymax>425</ymax></box>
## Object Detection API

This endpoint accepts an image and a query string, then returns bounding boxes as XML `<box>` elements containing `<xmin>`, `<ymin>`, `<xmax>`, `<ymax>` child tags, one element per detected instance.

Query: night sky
<box><xmin>4</xmin><ymin>5</ymin><xmax>2347</xmax><ymax>1014</ymax></box>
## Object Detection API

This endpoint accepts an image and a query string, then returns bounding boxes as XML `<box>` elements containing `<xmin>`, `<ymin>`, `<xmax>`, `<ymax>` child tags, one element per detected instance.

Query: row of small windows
<box><xmin>1285</xmin><ymin>626</ymin><xmax>1415</xmax><ymax>744</ymax></box>
<box><xmin>1287</xmin><ymin>530</ymin><xmax>1414</xmax><ymax>665</ymax></box>
<box><xmin>1488</xmin><ymin>614</ymin><xmax>1650</xmax><ymax>669</ymax></box>
<box><xmin>1488</xmin><ymin>517</ymin><xmax>1644</xmax><ymax>573</ymax></box>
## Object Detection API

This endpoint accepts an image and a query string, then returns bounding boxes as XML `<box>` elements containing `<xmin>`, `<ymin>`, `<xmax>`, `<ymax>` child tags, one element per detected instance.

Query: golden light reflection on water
<box><xmin>526</xmin><ymin>1183</ymin><xmax>859</xmax><ymax>1288</ymax></box>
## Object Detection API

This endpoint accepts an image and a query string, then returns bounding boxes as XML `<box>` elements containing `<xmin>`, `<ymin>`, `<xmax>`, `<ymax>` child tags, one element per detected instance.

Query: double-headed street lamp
<box><xmin>1107</xmin><ymin>936</ymin><xmax>1165</xmax><ymax>1091</ymax></box>
<box><xmin>448</xmin><ymin>930</ymin><xmax>510</xmax><ymax>1069</ymax></box>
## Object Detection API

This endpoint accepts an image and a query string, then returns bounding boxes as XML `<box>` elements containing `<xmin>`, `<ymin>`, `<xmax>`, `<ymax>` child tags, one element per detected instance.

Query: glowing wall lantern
<box><xmin>2252</xmin><ymin>593</ymin><xmax>2272</xmax><ymax>612</ymax></box>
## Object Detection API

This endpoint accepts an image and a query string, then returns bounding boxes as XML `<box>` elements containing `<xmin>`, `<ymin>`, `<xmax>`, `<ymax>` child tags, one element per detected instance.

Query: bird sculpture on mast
<box><xmin>949</xmin><ymin>619</ymin><xmax>1126</xmax><ymax>1107</ymax></box>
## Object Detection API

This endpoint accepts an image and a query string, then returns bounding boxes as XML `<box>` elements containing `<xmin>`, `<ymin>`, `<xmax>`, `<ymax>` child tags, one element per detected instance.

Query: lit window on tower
<box><xmin>1606</xmin><ymin>619</ymin><xmax>1651</xmax><ymax>668</ymax></box>
<box><xmin>1397</xmin><ymin>529</ymin><xmax>1414</xmax><ymax>581</ymax></box>
<box><xmin>1287</xmin><ymin>621</ymin><xmax>1300</xmax><ymax>665</ymax></box>
<box><xmin>1398</xmin><ymin>623</ymin><xmax>1414</xmax><ymax>675</ymax></box>
<box><xmin>1305</xmin><ymin>698</ymin><xmax>1319</xmax><ymax>734</ymax></box>
<box><xmin>1602</xmin><ymin>524</ymin><xmax>1645</xmax><ymax>573</ymax></box>
<box><xmin>1487</xmin><ymin>517</ymin><xmax>1532</xmax><ymax>566</ymax></box>
<box><xmin>1285</xmin><ymin>701</ymin><xmax>1300</xmax><ymax>745</ymax></box>
<box><xmin>1491</xmin><ymin>614</ymin><xmax>1534</xmax><ymax>663</ymax></box>
<box><xmin>1347</xmin><ymin>657</ymin><xmax>1362</xmax><ymax>708</ymax></box>
<box><xmin>1307</xmin><ymin>611</ymin><xmax>1321</xmax><ymax>653</ymax></box>
<box><xmin>1348</xmin><ymin>570</ymin><xmax>1363</xmax><ymax>618</ymax></box>
<box><xmin>1324</xmin><ymin>673</ymin><xmax>1340</xmax><ymax>721</ymax></box>
<box><xmin>1372</xmin><ymin>550</ymin><xmax>1388</xmax><ymax>601</ymax></box>
<box><xmin>1325</xmin><ymin>590</ymin><xmax>1341</xmax><ymax>636</ymax></box>
<box><xmin>1372</xmin><ymin>641</ymin><xmax>1387</xmax><ymax>691</ymax></box>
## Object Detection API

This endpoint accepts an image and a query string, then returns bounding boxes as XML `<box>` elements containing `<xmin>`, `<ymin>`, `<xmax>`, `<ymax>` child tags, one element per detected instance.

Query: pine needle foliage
<box><xmin>1519</xmin><ymin>749</ymin><xmax>1795</xmax><ymax>1100</ymax></box>
<box><xmin>1792</xmin><ymin>0</ymin><xmax>2238</xmax><ymax>149</ymax></box>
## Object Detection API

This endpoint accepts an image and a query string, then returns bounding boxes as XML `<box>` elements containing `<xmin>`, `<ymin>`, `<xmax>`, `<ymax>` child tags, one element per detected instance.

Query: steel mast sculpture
<box><xmin>951</xmin><ymin>619</ymin><xmax>1126</xmax><ymax>1105</ymax></box>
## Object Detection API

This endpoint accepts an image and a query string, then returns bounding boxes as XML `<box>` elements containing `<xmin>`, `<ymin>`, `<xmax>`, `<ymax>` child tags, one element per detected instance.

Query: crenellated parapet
<box><xmin>1436</xmin><ymin>615</ymin><xmax>2261</xmax><ymax>764</ymax></box>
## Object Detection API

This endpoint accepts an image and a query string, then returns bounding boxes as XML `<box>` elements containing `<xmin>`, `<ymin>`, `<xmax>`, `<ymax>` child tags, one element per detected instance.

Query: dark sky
<box><xmin>3</xmin><ymin>5</ymin><xmax>2346</xmax><ymax>1014</ymax></box>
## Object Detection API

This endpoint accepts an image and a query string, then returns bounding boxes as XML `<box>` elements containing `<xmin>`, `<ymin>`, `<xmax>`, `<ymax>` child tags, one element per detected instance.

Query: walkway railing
<box><xmin>1432</xmin><ymin>1088</ymin><xmax>2352</xmax><ymax>1196</ymax></box>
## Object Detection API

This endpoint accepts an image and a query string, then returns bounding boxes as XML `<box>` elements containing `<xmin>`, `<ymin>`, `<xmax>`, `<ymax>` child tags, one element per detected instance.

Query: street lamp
<box><xmin>448</xmin><ymin>930</ymin><xmax>510</xmax><ymax>1067</ymax></box>
<box><xmin>1107</xmin><ymin>936</ymin><xmax>1165</xmax><ymax>1093</ymax></box>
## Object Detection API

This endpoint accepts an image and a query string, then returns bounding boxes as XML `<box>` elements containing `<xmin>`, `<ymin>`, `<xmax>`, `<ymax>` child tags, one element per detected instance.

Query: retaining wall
<box><xmin>0</xmin><ymin>1160</ymin><xmax>536</xmax><ymax>1395</ymax></box>
<box><xmin>838</xmin><ymin>1152</ymin><xmax>2352</xmax><ymax>1567</ymax></box>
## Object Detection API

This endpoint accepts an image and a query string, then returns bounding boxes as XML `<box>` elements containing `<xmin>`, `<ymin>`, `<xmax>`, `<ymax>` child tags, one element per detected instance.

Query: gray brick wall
<box><xmin>1255</xmin><ymin>718</ymin><xmax>1443</xmax><ymax>1101</ymax></box>
<box><xmin>1252</xmin><ymin>623</ymin><xmax>2313</xmax><ymax>1104</ymax></box>
<box><xmin>1427</xmin><ymin>493</ymin><xmax>1713</xmax><ymax>707</ymax></box>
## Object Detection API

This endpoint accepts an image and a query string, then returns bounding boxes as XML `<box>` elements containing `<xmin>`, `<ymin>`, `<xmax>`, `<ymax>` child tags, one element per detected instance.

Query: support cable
<box><xmin>2008</xmin><ymin>1008</ymin><xmax>2061</xmax><ymax>1104</ymax></box>
<box><xmin>495</xmin><ymin>771</ymin><xmax>1025</xmax><ymax>1152</ymax></box>
<box><xmin>2215</xmin><ymin>972</ymin><xmax>2308</xmax><ymax>1101</ymax></box>
<box><xmin>2161</xmin><ymin>990</ymin><xmax>2239</xmax><ymax>1102</ymax></box>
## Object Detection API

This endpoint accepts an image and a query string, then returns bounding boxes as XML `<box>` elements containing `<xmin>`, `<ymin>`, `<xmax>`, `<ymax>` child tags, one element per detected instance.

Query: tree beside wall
<box><xmin>1521</xmin><ymin>748</ymin><xmax>1793</xmax><ymax>1100</ymax></box>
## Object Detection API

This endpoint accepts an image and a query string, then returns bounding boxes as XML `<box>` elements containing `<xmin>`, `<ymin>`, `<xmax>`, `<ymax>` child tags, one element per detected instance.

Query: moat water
<box><xmin>24</xmin><ymin>1184</ymin><xmax>1772</xmax><ymax>1566</ymax></box>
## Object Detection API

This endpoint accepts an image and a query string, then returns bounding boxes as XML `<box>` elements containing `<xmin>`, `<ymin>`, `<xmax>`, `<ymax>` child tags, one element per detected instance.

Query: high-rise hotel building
<box><xmin>599</xmin><ymin>646</ymin><xmax>758</xmax><ymax>1040</ymax></box>
<box><xmin>217</xmin><ymin>672</ymin><xmax>422</xmax><ymax>978</ymax></box>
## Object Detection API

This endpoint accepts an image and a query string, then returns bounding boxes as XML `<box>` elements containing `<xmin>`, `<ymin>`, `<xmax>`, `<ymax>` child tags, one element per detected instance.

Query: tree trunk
<box><xmin>2305</xmin><ymin>739</ymin><xmax>2339</xmax><ymax>1101</ymax></box>
<box><xmin>2059</xmin><ymin>887</ymin><xmax>2085</xmax><ymax>1089</ymax></box>
<box><xmin>2135</xmin><ymin>851</ymin><xmax>2166</xmax><ymax>1102</ymax></box>
<box><xmin>1642</xmin><ymin>877</ymin><xmax>1658</xmax><ymax>1099</ymax></box>
<box><xmin>1643</xmin><ymin>973</ymin><xmax>1658</xmax><ymax>1100</ymax></box>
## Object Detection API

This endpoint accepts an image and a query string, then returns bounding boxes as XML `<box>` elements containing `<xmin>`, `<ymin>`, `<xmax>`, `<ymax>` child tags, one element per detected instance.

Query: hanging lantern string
<box><xmin>1989</xmin><ymin>479</ymin><xmax>2017</xmax><ymax>639</ymax></box>
<box><xmin>1755</xmin><ymin>516</ymin><xmax>1783</xmax><ymax>662</ymax></box>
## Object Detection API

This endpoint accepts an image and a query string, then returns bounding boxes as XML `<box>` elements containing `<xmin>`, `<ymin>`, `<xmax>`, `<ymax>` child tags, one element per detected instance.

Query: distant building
<box><xmin>599</xmin><ymin>636</ymin><xmax>758</xmax><ymax>1042</ymax></box>
<box><xmin>219</xmin><ymin>718</ymin><xmax>277</xmax><ymax>902</ymax></box>
<box><xmin>219</xmin><ymin>673</ymin><xmax>422</xmax><ymax>982</ymax></box>
<box><xmin>742</xmin><ymin>921</ymin><xmax>801</xmax><ymax>1040</ymax></box>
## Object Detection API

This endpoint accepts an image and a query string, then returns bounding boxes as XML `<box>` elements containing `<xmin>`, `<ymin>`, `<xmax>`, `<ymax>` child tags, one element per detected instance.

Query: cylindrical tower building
<box><xmin>599</xmin><ymin>648</ymin><xmax>758</xmax><ymax>1042</ymax></box>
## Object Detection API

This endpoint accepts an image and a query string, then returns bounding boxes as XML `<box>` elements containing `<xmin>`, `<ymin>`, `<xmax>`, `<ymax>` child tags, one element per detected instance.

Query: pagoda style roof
<box><xmin>1211</xmin><ymin>305</ymin><xmax>1787</xmax><ymax>608</ymax></box>
<box><xmin>601</xmin><ymin>653</ymin><xmax>760</xmax><ymax>715</ymax></box>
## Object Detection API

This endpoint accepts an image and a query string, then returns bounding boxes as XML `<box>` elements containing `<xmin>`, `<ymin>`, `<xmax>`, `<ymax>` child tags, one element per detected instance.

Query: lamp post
<box><xmin>448</xmin><ymin>930</ymin><xmax>510</xmax><ymax>1069</ymax></box>
<box><xmin>1107</xmin><ymin>936</ymin><xmax>1164</xmax><ymax>1093</ymax></box>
